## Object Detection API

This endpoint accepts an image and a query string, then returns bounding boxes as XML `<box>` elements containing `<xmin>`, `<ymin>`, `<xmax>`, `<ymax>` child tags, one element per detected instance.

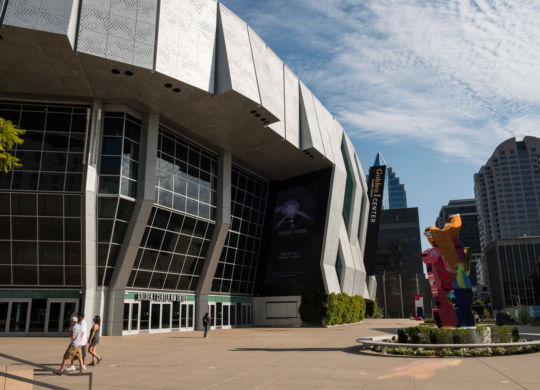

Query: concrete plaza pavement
<box><xmin>1</xmin><ymin>319</ymin><xmax>540</xmax><ymax>389</ymax></box>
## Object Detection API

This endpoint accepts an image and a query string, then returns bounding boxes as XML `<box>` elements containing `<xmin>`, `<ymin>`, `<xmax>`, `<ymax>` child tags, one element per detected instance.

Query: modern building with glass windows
<box><xmin>386</xmin><ymin>167</ymin><xmax>407</xmax><ymax>209</ymax></box>
<box><xmin>0</xmin><ymin>0</ymin><xmax>373</xmax><ymax>336</ymax></box>
<box><xmin>474</xmin><ymin>137</ymin><xmax>540</xmax><ymax>250</ymax></box>
<box><xmin>474</xmin><ymin>137</ymin><xmax>540</xmax><ymax>309</ymax></box>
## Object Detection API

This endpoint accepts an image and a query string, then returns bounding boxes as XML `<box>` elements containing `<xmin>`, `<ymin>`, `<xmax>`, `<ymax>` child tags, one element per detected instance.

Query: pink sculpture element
<box><xmin>422</xmin><ymin>247</ymin><xmax>457</xmax><ymax>327</ymax></box>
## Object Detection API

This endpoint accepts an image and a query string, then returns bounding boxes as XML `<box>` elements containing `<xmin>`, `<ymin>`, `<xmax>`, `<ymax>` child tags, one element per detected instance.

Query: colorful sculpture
<box><xmin>422</xmin><ymin>246</ymin><xmax>457</xmax><ymax>327</ymax></box>
<box><xmin>423</xmin><ymin>215</ymin><xmax>475</xmax><ymax>327</ymax></box>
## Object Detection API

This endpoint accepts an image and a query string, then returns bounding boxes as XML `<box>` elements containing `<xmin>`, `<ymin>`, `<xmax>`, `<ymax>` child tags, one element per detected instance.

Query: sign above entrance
<box><xmin>135</xmin><ymin>292</ymin><xmax>187</xmax><ymax>302</ymax></box>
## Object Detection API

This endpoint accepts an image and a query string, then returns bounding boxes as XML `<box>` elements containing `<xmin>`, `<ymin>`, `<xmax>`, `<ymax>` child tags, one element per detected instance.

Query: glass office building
<box><xmin>0</xmin><ymin>0</ymin><xmax>373</xmax><ymax>336</ymax></box>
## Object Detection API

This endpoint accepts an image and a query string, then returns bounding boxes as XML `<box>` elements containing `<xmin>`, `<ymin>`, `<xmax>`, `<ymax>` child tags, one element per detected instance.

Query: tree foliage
<box><xmin>0</xmin><ymin>117</ymin><xmax>25</xmax><ymax>172</ymax></box>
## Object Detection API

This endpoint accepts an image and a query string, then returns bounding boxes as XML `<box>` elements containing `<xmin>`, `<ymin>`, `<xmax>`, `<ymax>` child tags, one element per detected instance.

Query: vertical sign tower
<box><xmin>364</xmin><ymin>152</ymin><xmax>387</xmax><ymax>275</ymax></box>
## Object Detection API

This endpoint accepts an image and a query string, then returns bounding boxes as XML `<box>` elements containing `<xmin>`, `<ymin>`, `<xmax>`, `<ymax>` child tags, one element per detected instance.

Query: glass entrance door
<box><xmin>149</xmin><ymin>302</ymin><xmax>172</xmax><ymax>333</ymax></box>
<box><xmin>221</xmin><ymin>303</ymin><xmax>231</xmax><ymax>328</ymax></box>
<box><xmin>179</xmin><ymin>302</ymin><xmax>194</xmax><ymax>331</ymax></box>
<box><xmin>208</xmin><ymin>303</ymin><xmax>216</xmax><ymax>329</ymax></box>
<box><xmin>45</xmin><ymin>299</ymin><xmax>79</xmax><ymax>335</ymax></box>
<box><xmin>2</xmin><ymin>300</ymin><xmax>31</xmax><ymax>334</ymax></box>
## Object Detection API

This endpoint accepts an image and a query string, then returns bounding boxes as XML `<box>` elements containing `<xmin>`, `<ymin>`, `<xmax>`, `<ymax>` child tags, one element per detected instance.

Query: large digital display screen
<box><xmin>255</xmin><ymin>168</ymin><xmax>331</xmax><ymax>296</ymax></box>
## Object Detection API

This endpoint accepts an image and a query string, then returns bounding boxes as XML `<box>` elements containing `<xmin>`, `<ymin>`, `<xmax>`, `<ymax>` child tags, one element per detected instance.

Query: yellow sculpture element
<box><xmin>423</xmin><ymin>214</ymin><xmax>462</xmax><ymax>268</ymax></box>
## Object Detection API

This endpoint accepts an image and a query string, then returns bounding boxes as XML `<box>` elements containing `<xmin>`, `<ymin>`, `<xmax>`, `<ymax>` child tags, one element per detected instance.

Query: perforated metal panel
<box><xmin>3</xmin><ymin>0</ymin><xmax>78</xmax><ymax>35</ymax></box>
<box><xmin>299</xmin><ymin>82</ymin><xmax>324</xmax><ymax>154</ymax></box>
<box><xmin>249</xmin><ymin>28</ymin><xmax>284</xmax><ymax>137</ymax></box>
<box><xmin>283</xmin><ymin>65</ymin><xmax>300</xmax><ymax>148</ymax></box>
<box><xmin>78</xmin><ymin>0</ymin><xmax>156</xmax><ymax>69</ymax></box>
<box><xmin>218</xmin><ymin>4</ymin><xmax>260</xmax><ymax>104</ymax></box>
<box><xmin>155</xmin><ymin>0</ymin><xmax>217</xmax><ymax>93</ymax></box>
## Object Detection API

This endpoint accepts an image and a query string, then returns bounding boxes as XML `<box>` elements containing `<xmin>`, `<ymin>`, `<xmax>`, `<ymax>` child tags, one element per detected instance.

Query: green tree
<box><xmin>0</xmin><ymin>117</ymin><xmax>25</xmax><ymax>172</ymax></box>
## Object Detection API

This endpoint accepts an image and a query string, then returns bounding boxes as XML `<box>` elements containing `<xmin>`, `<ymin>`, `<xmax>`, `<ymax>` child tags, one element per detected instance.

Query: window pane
<box><xmin>103</xmin><ymin>117</ymin><xmax>124</xmax><ymax>136</ymax></box>
<box><xmin>39</xmin><ymin>242</ymin><xmax>63</xmax><ymax>265</ymax></box>
<box><xmin>12</xmin><ymin>241</ymin><xmax>37</xmax><ymax>264</ymax></box>
<box><xmin>39</xmin><ymin>266</ymin><xmax>63</xmax><ymax>285</ymax></box>
<box><xmin>13</xmin><ymin>172</ymin><xmax>39</xmax><ymax>191</ymax></box>
<box><xmin>13</xmin><ymin>266</ymin><xmax>37</xmax><ymax>285</ymax></box>
<box><xmin>64</xmin><ymin>218</ymin><xmax>81</xmax><ymax>241</ymax></box>
<box><xmin>12</xmin><ymin>194</ymin><xmax>36</xmax><ymax>215</ymax></box>
<box><xmin>46</xmin><ymin>113</ymin><xmax>71</xmax><ymax>132</ymax></box>
<box><xmin>12</xmin><ymin>217</ymin><xmax>37</xmax><ymax>240</ymax></box>
<box><xmin>38</xmin><ymin>173</ymin><xmax>64</xmax><ymax>191</ymax></box>
<box><xmin>39</xmin><ymin>218</ymin><xmax>63</xmax><ymax>241</ymax></box>
<box><xmin>65</xmin><ymin>242</ymin><xmax>81</xmax><ymax>265</ymax></box>
<box><xmin>65</xmin><ymin>266</ymin><xmax>81</xmax><ymax>285</ymax></box>
<box><xmin>99</xmin><ymin>176</ymin><xmax>119</xmax><ymax>194</ymax></box>
<box><xmin>43</xmin><ymin>133</ymin><xmax>69</xmax><ymax>151</ymax></box>
<box><xmin>101</xmin><ymin>136</ymin><xmax>122</xmax><ymax>155</ymax></box>
<box><xmin>98</xmin><ymin>197</ymin><xmax>117</xmax><ymax>219</ymax></box>
<box><xmin>0</xmin><ymin>217</ymin><xmax>10</xmax><ymax>239</ymax></box>
<box><xmin>117</xmin><ymin>199</ymin><xmax>135</xmax><ymax>221</ymax></box>
<box><xmin>64</xmin><ymin>196</ymin><xmax>81</xmax><ymax>217</ymax></box>
<box><xmin>38</xmin><ymin>194</ymin><xmax>63</xmax><ymax>216</ymax></box>
<box><xmin>100</xmin><ymin>156</ymin><xmax>121</xmax><ymax>175</ymax></box>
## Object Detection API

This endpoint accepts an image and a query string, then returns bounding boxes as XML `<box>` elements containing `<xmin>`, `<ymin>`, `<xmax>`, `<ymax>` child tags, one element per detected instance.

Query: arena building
<box><xmin>0</xmin><ymin>0</ymin><xmax>374</xmax><ymax>336</ymax></box>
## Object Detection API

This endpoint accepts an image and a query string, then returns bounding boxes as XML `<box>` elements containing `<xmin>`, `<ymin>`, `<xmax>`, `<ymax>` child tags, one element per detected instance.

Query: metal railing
<box><xmin>0</xmin><ymin>352</ymin><xmax>92</xmax><ymax>390</ymax></box>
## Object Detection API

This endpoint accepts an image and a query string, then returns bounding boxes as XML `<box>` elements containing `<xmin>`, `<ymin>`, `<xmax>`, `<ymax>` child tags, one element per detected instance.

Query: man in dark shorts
<box><xmin>56</xmin><ymin>317</ymin><xmax>85</xmax><ymax>374</ymax></box>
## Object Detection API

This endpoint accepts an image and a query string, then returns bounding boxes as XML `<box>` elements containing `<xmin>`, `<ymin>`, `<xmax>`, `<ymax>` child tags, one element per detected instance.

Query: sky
<box><xmin>219</xmin><ymin>0</ymin><xmax>540</xmax><ymax>249</ymax></box>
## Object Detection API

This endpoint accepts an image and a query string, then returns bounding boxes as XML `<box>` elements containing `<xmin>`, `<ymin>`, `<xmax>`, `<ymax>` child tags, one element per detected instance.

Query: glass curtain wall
<box><xmin>0</xmin><ymin>102</ymin><xmax>86</xmax><ymax>287</ymax></box>
<box><xmin>97</xmin><ymin>112</ymin><xmax>140</xmax><ymax>285</ymax></box>
<box><xmin>127</xmin><ymin>126</ymin><xmax>218</xmax><ymax>291</ymax></box>
<box><xmin>211</xmin><ymin>166</ymin><xmax>268</xmax><ymax>295</ymax></box>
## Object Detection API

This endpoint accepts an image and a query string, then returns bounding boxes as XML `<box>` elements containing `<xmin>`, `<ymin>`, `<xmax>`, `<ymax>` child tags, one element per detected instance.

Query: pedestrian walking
<box><xmin>87</xmin><ymin>315</ymin><xmax>103</xmax><ymax>366</ymax></box>
<box><xmin>55</xmin><ymin>317</ymin><xmax>84</xmax><ymax>374</ymax></box>
<box><xmin>203</xmin><ymin>312</ymin><xmax>210</xmax><ymax>338</ymax></box>
<box><xmin>66</xmin><ymin>312</ymin><xmax>87</xmax><ymax>371</ymax></box>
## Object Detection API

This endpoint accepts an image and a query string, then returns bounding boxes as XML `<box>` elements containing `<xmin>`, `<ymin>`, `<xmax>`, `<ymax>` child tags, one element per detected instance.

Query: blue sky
<box><xmin>220</xmin><ymin>0</ymin><xmax>540</xmax><ymax>249</ymax></box>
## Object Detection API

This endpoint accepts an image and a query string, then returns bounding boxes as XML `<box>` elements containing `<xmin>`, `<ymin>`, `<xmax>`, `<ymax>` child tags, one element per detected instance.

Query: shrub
<box><xmin>405</xmin><ymin>326</ymin><xmax>421</xmax><ymax>344</ymax></box>
<box><xmin>512</xmin><ymin>327</ymin><xmax>520</xmax><ymax>342</ymax></box>
<box><xmin>397</xmin><ymin>329</ymin><xmax>407</xmax><ymax>343</ymax></box>
<box><xmin>437</xmin><ymin>327</ymin><xmax>453</xmax><ymax>344</ymax></box>
<box><xmin>365</xmin><ymin>299</ymin><xmax>377</xmax><ymax>318</ymax></box>
<box><xmin>299</xmin><ymin>291</ymin><xmax>327</xmax><ymax>325</ymax></box>
<box><xmin>498</xmin><ymin>325</ymin><xmax>511</xmax><ymax>343</ymax></box>
<box><xmin>429</xmin><ymin>329</ymin><xmax>438</xmax><ymax>344</ymax></box>
<box><xmin>307</xmin><ymin>292</ymin><xmax>366</xmax><ymax>326</ymax></box>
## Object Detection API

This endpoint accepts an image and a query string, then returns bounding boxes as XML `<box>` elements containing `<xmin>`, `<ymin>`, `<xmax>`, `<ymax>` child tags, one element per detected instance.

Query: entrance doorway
<box><xmin>45</xmin><ymin>299</ymin><xmax>79</xmax><ymax>335</ymax></box>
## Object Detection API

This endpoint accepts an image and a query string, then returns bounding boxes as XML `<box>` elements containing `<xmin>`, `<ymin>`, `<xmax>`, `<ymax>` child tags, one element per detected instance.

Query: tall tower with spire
<box><xmin>387</xmin><ymin>167</ymin><xmax>407</xmax><ymax>209</ymax></box>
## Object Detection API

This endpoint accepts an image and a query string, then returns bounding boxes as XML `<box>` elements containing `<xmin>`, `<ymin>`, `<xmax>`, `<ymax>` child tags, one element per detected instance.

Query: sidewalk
<box><xmin>1</xmin><ymin>319</ymin><xmax>539</xmax><ymax>389</ymax></box>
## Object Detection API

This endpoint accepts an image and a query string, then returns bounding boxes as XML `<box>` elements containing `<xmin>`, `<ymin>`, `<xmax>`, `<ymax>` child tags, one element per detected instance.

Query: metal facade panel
<box><xmin>299</xmin><ymin>81</ymin><xmax>324</xmax><ymax>154</ymax></box>
<box><xmin>78</xmin><ymin>0</ymin><xmax>156</xmax><ymax>69</ymax></box>
<box><xmin>156</xmin><ymin>0</ymin><xmax>217</xmax><ymax>93</ymax></box>
<box><xmin>218</xmin><ymin>4</ymin><xmax>260</xmax><ymax>104</ymax></box>
<box><xmin>3</xmin><ymin>0</ymin><xmax>77</xmax><ymax>35</ymax></box>
<box><xmin>249</xmin><ymin>27</ymin><xmax>284</xmax><ymax>137</ymax></box>
<box><xmin>283</xmin><ymin>65</ymin><xmax>299</xmax><ymax>148</ymax></box>
<box><xmin>312</xmin><ymin>96</ymin><xmax>335</xmax><ymax>163</ymax></box>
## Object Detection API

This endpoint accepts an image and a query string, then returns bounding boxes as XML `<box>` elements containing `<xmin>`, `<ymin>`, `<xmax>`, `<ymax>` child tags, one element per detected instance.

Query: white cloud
<box><xmin>221</xmin><ymin>0</ymin><xmax>540</xmax><ymax>164</ymax></box>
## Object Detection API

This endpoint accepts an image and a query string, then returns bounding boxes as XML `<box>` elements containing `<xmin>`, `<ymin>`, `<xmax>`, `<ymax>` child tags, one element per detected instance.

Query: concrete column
<box><xmin>82</xmin><ymin>99</ymin><xmax>103</xmax><ymax>326</ymax></box>
<box><xmin>104</xmin><ymin>113</ymin><xmax>158</xmax><ymax>335</ymax></box>
<box><xmin>195</xmin><ymin>151</ymin><xmax>231</xmax><ymax>330</ymax></box>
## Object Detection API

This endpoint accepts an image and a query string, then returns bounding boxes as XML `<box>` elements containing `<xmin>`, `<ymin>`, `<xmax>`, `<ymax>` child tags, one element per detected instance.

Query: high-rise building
<box><xmin>474</xmin><ymin>137</ymin><xmax>540</xmax><ymax>308</ymax></box>
<box><xmin>0</xmin><ymin>1</ymin><xmax>372</xmax><ymax>336</ymax></box>
<box><xmin>486</xmin><ymin>237</ymin><xmax>540</xmax><ymax>309</ymax></box>
<box><xmin>387</xmin><ymin>167</ymin><xmax>407</xmax><ymax>209</ymax></box>
<box><xmin>474</xmin><ymin>137</ymin><xmax>540</xmax><ymax>251</ymax></box>
<box><xmin>374</xmin><ymin>204</ymin><xmax>432</xmax><ymax>318</ymax></box>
